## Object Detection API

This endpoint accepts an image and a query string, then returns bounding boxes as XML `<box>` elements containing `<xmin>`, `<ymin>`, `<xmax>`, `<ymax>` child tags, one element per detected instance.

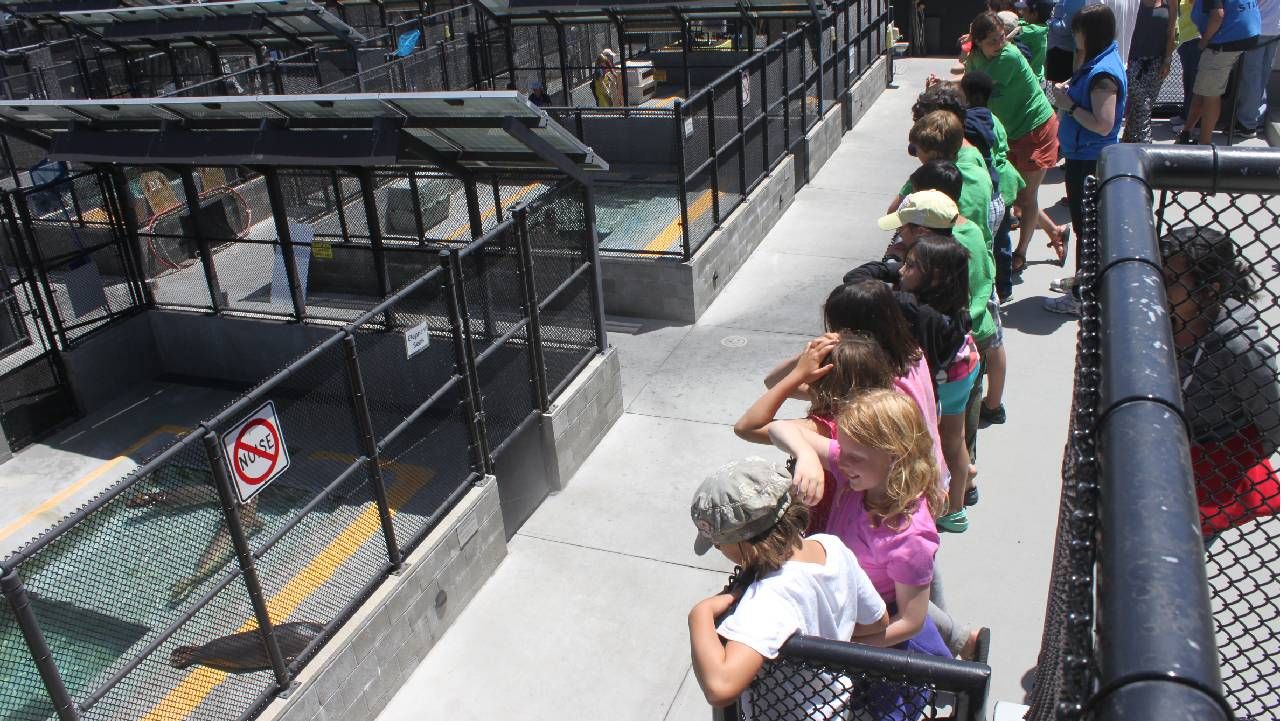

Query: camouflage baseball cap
<box><xmin>691</xmin><ymin>457</ymin><xmax>793</xmax><ymax>555</ymax></box>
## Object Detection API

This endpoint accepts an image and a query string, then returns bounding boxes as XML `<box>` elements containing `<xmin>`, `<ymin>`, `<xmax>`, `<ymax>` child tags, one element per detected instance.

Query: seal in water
<box><xmin>170</xmin><ymin>621</ymin><xmax>325</xmax><ymax>672</ymax></box>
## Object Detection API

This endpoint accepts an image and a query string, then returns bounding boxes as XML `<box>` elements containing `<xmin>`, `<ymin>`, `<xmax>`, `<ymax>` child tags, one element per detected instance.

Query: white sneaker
<box><xmin>1049</xmin><ymin>276</ymin><xmax>1077</xmax><ymax>294</ymax></box>
<box><xmin>1043</xmin><ymin>294</ymin><xmax>1081</xmax><ymax>315</ymax></box>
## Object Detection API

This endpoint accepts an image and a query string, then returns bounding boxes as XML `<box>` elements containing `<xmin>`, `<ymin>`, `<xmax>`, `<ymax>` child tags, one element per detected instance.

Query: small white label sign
<box><xmin>684</xmin><ymin>118</ymin><xmax>694</xmax><ymax>137</ymax></box>
<box><xmin>404</xmin><ymin>320</ymin><xmax>431</xmax><ymax>358</ymax></box>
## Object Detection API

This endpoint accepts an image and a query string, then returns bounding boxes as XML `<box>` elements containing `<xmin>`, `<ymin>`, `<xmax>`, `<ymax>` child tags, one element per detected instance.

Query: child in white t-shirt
<box><xmin>687</xmin><ymin>458</ymin><xmax>889</xmax><ymax>716</ymax></box>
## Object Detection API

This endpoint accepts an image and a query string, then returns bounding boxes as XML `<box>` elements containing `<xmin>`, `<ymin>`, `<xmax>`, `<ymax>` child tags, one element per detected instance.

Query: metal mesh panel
<box><xmin>526</xmin><ymin>184</ymin><xmax>596</xmax><ymax>395</ymax></box>
<box><xmin>1154</xmin><ymin>188</ymin><xmax>1279</xmax><ymax>721</ymax></box>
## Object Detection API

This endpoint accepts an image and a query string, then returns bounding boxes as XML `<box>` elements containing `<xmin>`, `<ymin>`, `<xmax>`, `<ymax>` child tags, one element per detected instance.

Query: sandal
<box><xmin>935</xmin><ymin>509</ymin><xmax>969</xmax><ymax>533</ymax></box>
<box><xmin>1011</xmin><ymin>251</ymin><xmax>1027</xmax><ymax>274</ymax></box>
<box><xmin>1048</xmin><ymin>224</ymin><xmax>1071</xmax><ymax>266</ymax></box>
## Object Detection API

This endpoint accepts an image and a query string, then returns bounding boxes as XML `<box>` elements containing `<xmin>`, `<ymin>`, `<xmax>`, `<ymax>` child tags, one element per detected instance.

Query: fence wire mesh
<box><xmin>1027</xmin><ymin>148</ymin><xmax>1278</xmax><ymax>721</ymax></box>
<box><xmin>0</xmin><ymin>176</ymin><xmax>604</xmax><ymax>721</ymax></box>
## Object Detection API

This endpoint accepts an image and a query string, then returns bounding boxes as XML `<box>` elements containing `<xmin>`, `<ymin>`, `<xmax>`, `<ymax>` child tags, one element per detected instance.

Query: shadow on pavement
<box><xmin>999</xmin><ymin>295</ymin><xmax>1078</xmax><ymax>336</ymax></box>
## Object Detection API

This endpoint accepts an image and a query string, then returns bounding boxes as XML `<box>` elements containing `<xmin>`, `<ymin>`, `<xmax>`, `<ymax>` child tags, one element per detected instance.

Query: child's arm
<box><xmin>764</xmin><ymin>356</ymin><xmax>813</xmax><ymax>401</ymax></box>
<box><xmin>766</xmin><ymin>420</ymin><xmax>830</xmax><ymax>506</ymax></box>
<box><xmin>851</xmin><ymin>609</ymin><xmax>890</xmax><ymax>638</ymax></box>
<box><xmin>688</xmin><ymin>594</ymin><xmax>767</xmax><ymax>707</ymax></box>
<box><xmin>735</xmin><ymin>336</ymin><xmax>837</xmax><ymax>444</ymax></box>
<box><xmin>856</xmin><ymin>582</ymin><xmax>932</xmax><ymax>648</ymax></box>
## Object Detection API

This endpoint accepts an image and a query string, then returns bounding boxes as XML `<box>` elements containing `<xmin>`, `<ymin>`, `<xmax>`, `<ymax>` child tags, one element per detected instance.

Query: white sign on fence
<box><xmin>404</xmin><ymin>320</ymin><xmax>431</xmax><ymax>358</ymax></box>
<box><xmin>221</xmin><ymin>401</ymin><xmax>291</xmax><ymax>504</ymax></box>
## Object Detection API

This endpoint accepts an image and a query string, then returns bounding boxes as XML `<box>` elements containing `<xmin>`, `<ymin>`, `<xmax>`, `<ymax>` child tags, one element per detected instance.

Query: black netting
<box><xmin>728</xmin><ymin>636</ymin><xmax>987</xmax><ymax>721</ymax></box>
<box><xmin>1155</xmin><ymin>188</ymin><xmax>1279</xmax><ymax>721</ymax></box>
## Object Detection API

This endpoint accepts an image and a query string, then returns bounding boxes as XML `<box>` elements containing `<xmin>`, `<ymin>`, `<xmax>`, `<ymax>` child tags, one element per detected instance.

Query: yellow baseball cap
<box><xmin>876</xmin><ymin>190</ymin><xmax>961</xmax><ymax>231</ymax></box>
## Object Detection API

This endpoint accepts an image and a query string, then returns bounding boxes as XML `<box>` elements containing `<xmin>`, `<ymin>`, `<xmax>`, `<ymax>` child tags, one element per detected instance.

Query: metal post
<box><xmin>1</xmin><ymin>569</ymin><xmax>80</xmax><ymax>721</ymax></box>
<box><xmin>108</xmin><ymin>166</ymin><xmax>155</xmax><ymax>308</ymax></box>
<box><xmin>261</xmin><ymin>168</ymin><xmax>307</xmax><ymax>321</ymax></box>
<box><xmin>782</xmin><ymin>34</ymin><xmax>792</xmax><ymax>150</ymax></box>
<box><xmin>760</xmin><ymin>53</ymin><xmax>771</xmax><ymax>174</ymax></box>
<box><xmin>440</xmin><ymin>249</ymin><xmax>492</xmax><ymax>472</ymax></box>
<box><xmin>340</xmin><ymin>333</ymin><xmax>403</xmax><ymax>568</ymax></box>
<box><xmin>679</xmin><ymin>13</ymin><xmax>692</xmax><ymax>99</ymax></box>
<box><xmin>331</xmin><ymin>170</ymin><xmax>350</xmax><ymax>244</ymax></box>
<box><xmin>812</xmin><ymin>9</ymin><xmax>825</xmax><ymax>115</ymax></box>
<box><xmin>735</xmin><ymin>68</ymin><xmax>748</xmax><ymax>197</ymax></box>
<box><xmin>512</xmin><ymin>208</ymin><xmax>549</xmax><ymax>410</ymax></box>
<box><xmin>672</xmin><ymin>100</ymin><xmax>693</xmax><ymax>259</ymax></box>
<box><xmin>706</xmin><ymin>85</ymin><xmax>721</xmax><ymax>224</ymax></box>
<box><xmin>612</xmin><ymin>14</ymin><xmax>630</xmax><ymax>106</ymax></box>
<box><xmin>462</xmin><ymin>177</ymin><xmax>484</xmax><ymax>239</ymax></box>
<box><xmin>179</xmin><ymin>170</ymin><xmax>224</xmax><ymax>313</ymax></box>
<box><xmin>408</xmin><ymin>171</ymin><xmax>427</xmax><ymax>242</ymax></box>
<box><xmin>15</xmin><ymin>193</ymin><xmax>73</xmax><ymax>349</ymax></box>
<box><xmin>579</xmin><ymin>182</ymin><xmax>609</xmax><ymax>352</ymax></box>
<box><xmin>356</xmin><ymin>169</ymin><xmax>392</xmax><ymax>317</ymax></box>
<box><xmin>491</xmin><ymin>176</ymin><xmax>504</xmax><ymax>224</ymax></box>
<box><xmin>503</xmin><ymin>19</ymin><xmax>518</xmax><ymax>88</ymax></box>
<box><xmin>552</xmin><ymin>19</ymin><xmax>571</xmax><ymax>105</ymax></box>
<box><xmin>199</xmin><ymin>431</ymin><xmax>292</xmax><ymax>692</ymax></box>
<box><xmin>438</xmin><ymin>40</ymin><xmax>450</xmax><ymax>87</ymax></box>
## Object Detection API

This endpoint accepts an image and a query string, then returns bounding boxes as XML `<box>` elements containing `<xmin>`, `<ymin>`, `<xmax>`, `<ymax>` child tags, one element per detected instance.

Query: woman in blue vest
<box><xmin>1179</xmin><ymin>0</ymin><xmax>1262</xmax><ymax>144</ymax></box>
<box><xmin>1043</xmin><ymin>3</ymin><xmax>1127</xmax><ymax>316</ymax></box>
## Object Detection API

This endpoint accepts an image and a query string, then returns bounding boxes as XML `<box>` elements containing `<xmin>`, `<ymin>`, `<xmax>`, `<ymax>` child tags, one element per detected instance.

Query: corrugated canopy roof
<box><xmin>0</xmin><ymin>91</ymin><xmax>608</xmax><ymax>174</ymax></box>
<box><xmin>57</xmin><ymin>0</ymin><xmax>366</xmax><ymax>49</ymax></box>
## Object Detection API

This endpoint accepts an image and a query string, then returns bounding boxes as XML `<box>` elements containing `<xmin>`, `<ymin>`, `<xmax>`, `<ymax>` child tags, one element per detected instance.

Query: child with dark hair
<box><xmin>688</xmin><ymin>458</ymin><xmax>889</xmax><ymax>713</ymax></box>
<box><xmin>1159</xmin><ymin>227</ymin><xmax>1279</xmax><ymax>538</ymax></box>
<box><xmin>1015</xmin><ymin>0</ymin><xmax>1053</xmax><ymax>81</ymax></box>
<box><xmin>966</xmin><ymin>10</ymin><xmax>1064</xmax><ymax>274</ymax></box>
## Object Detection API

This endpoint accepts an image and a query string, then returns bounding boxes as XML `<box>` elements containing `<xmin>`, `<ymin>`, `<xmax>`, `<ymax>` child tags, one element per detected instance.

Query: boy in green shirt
<box><xmin>890</xmin><ymin>110</ymin><xmax>995</xmax><ymax>252</ymax></box>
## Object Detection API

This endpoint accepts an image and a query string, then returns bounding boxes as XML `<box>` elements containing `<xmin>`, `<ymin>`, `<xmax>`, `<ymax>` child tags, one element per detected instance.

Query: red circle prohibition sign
<box><xmin>233</xmin><ymin>419</ymin><xmax>282</xmax><ymax>485</ymax></box>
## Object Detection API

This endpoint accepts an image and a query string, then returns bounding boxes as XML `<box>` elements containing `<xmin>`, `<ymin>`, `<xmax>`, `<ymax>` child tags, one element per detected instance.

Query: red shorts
<box><xmin>1192</xmin><ymin>424</ymin><xmax>1280</xmax><ymax>535</ymax></box>
<box><xmin>1008</xmin><ymin>113</ymin><xmax>1060</xmax><ymax>173</ymax></box>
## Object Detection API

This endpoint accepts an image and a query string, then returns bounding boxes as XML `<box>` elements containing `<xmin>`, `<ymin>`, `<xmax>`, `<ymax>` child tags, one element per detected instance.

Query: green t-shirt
<box><xmin>953</xmin><ymin>219</ymin><xmax>996</xmax><ymax>343</ymax></box>
<box><xmin>1018</xmin><ymin>21</ymin><xmax>1048</xmax><ymax>81</ymax></box>
<box><xmin>899</xmin><ymin>145</ymin><xmax>994</xmax><ymax>251</ymax></box>
<box><xmin>991</xmin><ymin>115</ymin><xmax>1025</xmax><ymax>206</ymax></box>
<box><xmin>965</xmin><ymin>42</ymin><xmax>1054</xmax><ymax>141</ymax></box>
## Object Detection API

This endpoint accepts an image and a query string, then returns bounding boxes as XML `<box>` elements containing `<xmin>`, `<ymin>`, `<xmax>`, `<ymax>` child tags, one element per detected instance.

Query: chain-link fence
<box><xmin>546</xmin><ymin>0</ymin><xmax>889</xmax><ymax>259</ymax></box>
<box><xmin>720</xmin><ymin>634</ymin><xmax>990</xmax><ymax>721</ymax></box>
<box><xmin>1027</xmin><ymin>145</ymin><xmax>1278</xmax><ymax>721</ymax></box>
<box><xmin>0</xmin><ymin>176</ymin><xmax>604</xmax><ymax>721</ymax></box>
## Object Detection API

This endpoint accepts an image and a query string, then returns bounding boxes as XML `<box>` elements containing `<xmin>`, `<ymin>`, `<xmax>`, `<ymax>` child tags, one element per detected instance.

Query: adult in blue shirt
<box><xmin>1179</xmin><ymin>0</ymin><xmax>1262</xmax><ymax>144</ymax></box>
<box><xmin>1044</xmin><ymin>3</ymin><xmax>1127</xmax><ymax>316</ymax></box>
<box><xmin>1046</xmin><ymin>0</ymin><xmax>1091</xmax><ymax>80</ymax></box>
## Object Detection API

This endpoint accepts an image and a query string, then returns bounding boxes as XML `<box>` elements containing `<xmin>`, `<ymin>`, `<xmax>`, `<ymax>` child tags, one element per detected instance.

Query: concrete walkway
<box><xmin>377</xmin><ymin>57</ymin><xmax>1079</xmax><ymax>719</ymax></box>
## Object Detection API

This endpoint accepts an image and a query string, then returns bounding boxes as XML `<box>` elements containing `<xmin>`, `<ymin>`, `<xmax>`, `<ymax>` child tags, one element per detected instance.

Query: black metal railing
<box><xmin>1026</xmin><ymin>144</ymin><xmax>1278</xmax><ymax>721</ymax></box>
<box><xmin>0</xmin><ymin>179</ymin><xmax>605</xmax><ymax>721</ymax></box>
<box><xmin>546</xmin><ymin>0</ymin><xmax>890</xmax><ymax>260</ymax></box>
<box><xmin>721</xmin><ymin>634</ymin><xmax>991</xmax><ymax>721</ymax></box>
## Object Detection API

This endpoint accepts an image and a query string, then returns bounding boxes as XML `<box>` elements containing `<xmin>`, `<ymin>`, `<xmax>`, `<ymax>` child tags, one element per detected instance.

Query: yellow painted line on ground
<box><xmin>646</xmin><ymin>96</ymin><xmax>679</xmax><ymax>108</ymax></box>
<box><xmin>138</xmin><ymin>453</ymin><xmax>434</xmax><ymax>721</ymax></box>
<box><xmin>643</xmin><ymin>189</ymin><xmax>716</xmax><ymax>254</ymax></box>
<box><xmin>0</xmin><ymin>424</ymin><xmax>189</xmax><ymax>544</ymax></box>
<box><xmin>445</xmin><ymin>183</ymin><xmax>542</xmax><ymax>241</ymax></box>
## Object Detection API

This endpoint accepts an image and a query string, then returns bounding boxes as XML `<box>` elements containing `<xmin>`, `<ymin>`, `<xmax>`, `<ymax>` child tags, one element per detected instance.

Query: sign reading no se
<box><xmin>221</xmin><ymin>401</ymin><xmax>291</xmax><ymax>504</ymax></box>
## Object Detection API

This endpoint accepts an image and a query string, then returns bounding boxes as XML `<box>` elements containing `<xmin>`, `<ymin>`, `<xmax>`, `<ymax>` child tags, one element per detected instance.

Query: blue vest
<box><xmin>1058</xmin><ymin>42</ymin><xmax>1127</xmax><ymax>161</ymax></box>
<box><xmin>1192</xmin><ymin>0</ymin><xmax>1262</xmax><ymax>45</ymax></box>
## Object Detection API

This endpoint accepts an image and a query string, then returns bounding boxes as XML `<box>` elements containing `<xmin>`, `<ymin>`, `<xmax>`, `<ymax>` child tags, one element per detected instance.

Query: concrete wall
<box><xmin>259</xmin><ymin>477</ymin><xmax>506</xmax><ymax>721</ymax></box>
<box><xmin>61</xmin><ymin>310</ymin><xmax>159</xmax><ymax>416</ymax></box>
<box><xmin>540</xmin><ymin>347</ymin><xmax>623</xmax><ymax>490</ymax></box>
<box><xmin>148</xmin><ymin>311</ymin><xmax>336</xmax><ymax>387</ymax></box>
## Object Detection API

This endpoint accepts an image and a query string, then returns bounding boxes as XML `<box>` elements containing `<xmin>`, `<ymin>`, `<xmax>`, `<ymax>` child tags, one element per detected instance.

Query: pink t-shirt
<box><xmin>894</xmin><ymin>356</ymin><xmax>949</xmax><ymax>494</ymax></box>
<box><xmin>823</xmin><ymin>437</ymin><xmax>941</xmax><ymax>602</ymax></box>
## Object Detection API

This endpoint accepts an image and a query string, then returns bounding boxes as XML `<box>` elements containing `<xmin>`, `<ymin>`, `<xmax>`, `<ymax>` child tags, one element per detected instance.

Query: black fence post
<box><xmin>408</xmin><ymin>171</ymin><xmax>427</xmax><ymax>241</ymax></box>
<box><xmin>735</xmin><ymin>70</ymin><xmax>748</xmax><ymax>199</ymax></box>
<box><xmin>340</xmin><ymin>333</ymin><xmax>404</xmax><ymax>569</ymax></box>
<box><xmin>107</xmin><ymin>166</ymin><xmax>155</xmax><ymax>308</ymax></box>
<box><xmin>513</xmin><ymin>207</ymin><xmax>549</xmax><ymax>411</ymax></box>
<box><xmin>178</xmin><ymin>169</ymin><xmax>224</xmax><ymax>313</ymax></box>
<box><xmin>355</xmin><ymin>169</ymin><xmax>393</xmax><ymax>327</ymax></box>
<box><xmin>672</xmin><ymin>101</ymin><xmax>693</xmax><ymax>260</ymax></box>
<box><xmin>578</xmin><ymin>182</ymin><xmax>608</xmax><ymax>353</ymax></box>
<box><xmin>199</xmin><ymin>431</ymin><xmax>292</xmax><ymax>693</ymax></box>
<box><xmin>706</xmin><ymin>88</ymin><xmax>722</xmax><ymax>225</ymax></box>
<box><xmin>441</xmin><ymin>249</ymin><xmax>492</xmax><ymax>473</ymax></box>
<box><xmin>261</xmin><ymin>168</ymin><xmax>308</xmax><ymax>321</ymax></box>
<box><xmin>782</xmin><ymin>34</ymin><xmax>792</xmax><ymax>150</ymax></box>
<box><xmin>1</xmin><ymin>569</ymin><xmax>80</xmax><ymax>721</ymax></box>
<box><xmin>331</xmin><ymin>170</ymin><xmax>351</xmax><ymax>244</ymax></box>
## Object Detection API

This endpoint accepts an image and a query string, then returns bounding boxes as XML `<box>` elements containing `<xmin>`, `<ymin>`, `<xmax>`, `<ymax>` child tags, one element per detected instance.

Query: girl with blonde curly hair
<box><xmin>767</xmin><ymin>389</ymin><xmax>960</xmax><ymax>668</ymax></box>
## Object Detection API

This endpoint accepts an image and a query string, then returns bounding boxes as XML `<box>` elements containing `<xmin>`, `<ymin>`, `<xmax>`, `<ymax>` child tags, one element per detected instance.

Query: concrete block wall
<box><xmin>261</xmin><ymin>477</ymin><xmax>506</xmax><ymax>721</ymax></box>
<box><xmin>540</xmin><ymin>347</ymin><xmax>623</xmax><ymax>490</ymax></box>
